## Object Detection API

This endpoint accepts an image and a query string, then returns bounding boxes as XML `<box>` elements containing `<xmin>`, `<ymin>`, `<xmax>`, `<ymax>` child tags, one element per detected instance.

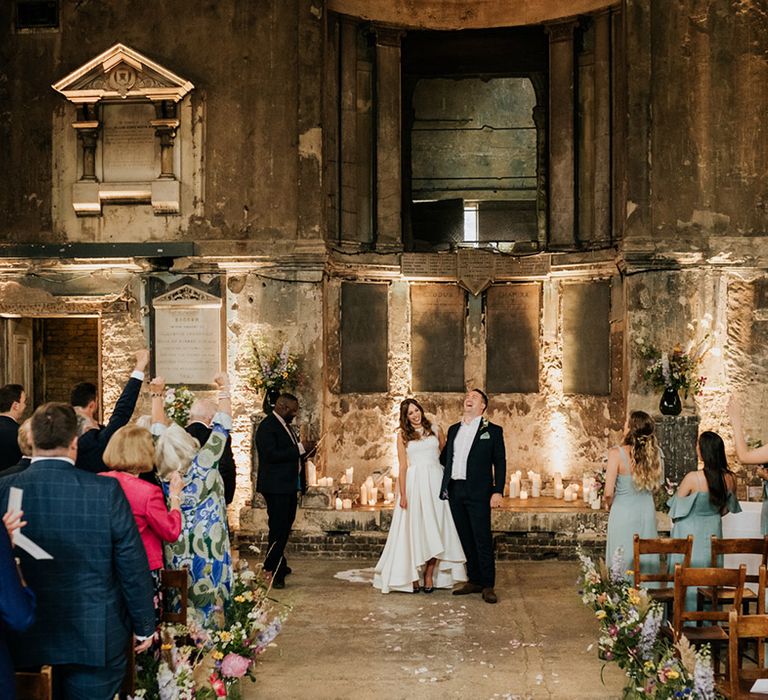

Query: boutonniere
<box><xmin>479</xmin><ymin>417</ymin><xmax>491</xmax><ymax>439</ymax></box>
<box><xmin>481</xmin><ymin>418</ymin><xmax>489</xmax><ymax>431</ymax></box>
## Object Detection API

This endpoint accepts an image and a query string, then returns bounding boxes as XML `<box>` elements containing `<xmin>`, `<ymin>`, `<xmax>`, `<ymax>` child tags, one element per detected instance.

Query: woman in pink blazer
<box><xmin>101</xmin><ymin>424</ymin><xmax>183</xmax><ymax>609</ymax></box>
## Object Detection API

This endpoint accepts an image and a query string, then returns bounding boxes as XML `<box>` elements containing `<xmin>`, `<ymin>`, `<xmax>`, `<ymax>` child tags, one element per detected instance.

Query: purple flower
<box><xmin>638</xmin><ymin>608</ymin><xmax>662</xmax><ymax>660</ymax></box>
<box><xmin>609</xmin><ymin>548</ymin><xmax>626</xmax><ymax>583</ymax></box>
<box><xmin>693</xmin><ymin>655</ymin><xmax>716</xmax><ymax>699</ymax></box>
<box><xmin>221</xmin><ymin>653</ymin><xmax>251</xmax><ymax>678</ymax></box>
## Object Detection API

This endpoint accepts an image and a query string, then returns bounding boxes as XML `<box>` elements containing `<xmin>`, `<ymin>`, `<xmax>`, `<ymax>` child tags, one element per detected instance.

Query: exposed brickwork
<box><xmin>42</xmin><ymin>317</ymin><xmax>99</xmax><ymax>403</ymax></box>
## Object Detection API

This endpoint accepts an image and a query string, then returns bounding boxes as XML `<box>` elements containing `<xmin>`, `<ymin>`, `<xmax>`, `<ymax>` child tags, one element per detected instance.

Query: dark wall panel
<box><xmin>411</xmin><ymin>284</ymin><xmax>465</xmax><ymax>392</ymax></box>
<box><xmin>486</xmin><ymin>283</ymin><xmax>540</xmax><ymax>393</ymax></box>
<box><xmin>341</xmin><ymin>282</ymin><xmax>388</xmax><ymax>393</ymax></box>
<box><xmin>562</xmin><ymin>281</ymin><xmax>610</xmax><ymax>395</ymax></box>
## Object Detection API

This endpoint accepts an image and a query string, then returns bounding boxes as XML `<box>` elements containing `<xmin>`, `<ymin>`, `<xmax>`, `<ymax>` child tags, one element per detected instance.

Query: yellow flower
<box><xmin>234</xmin><ymin>595</ymin><xmax>246</xmax><ymax>603</ymax></box>
<box><xmin>595</xmin><ymin>610</ymin><xmax>607</xmax><ymax>619</ymax></box>
<box><xmin>219</xmin><ymin>631</ymin><xmax>232</xmax><ymax>642</ymax></box>
<box><xmin>667</xmin><ymin>670</ymin><xmax>679</xmax><ymax>680</ymax></box>
<box><xmin>628</xmin><ymin>589</ymin><xmax>641</xmax><ymax>605</ymax></box>
<box><xmin>212</xmin><ymin>650</ymin><xmax>224</xmax><ymax>660</ymax></box>
<box><xmin>161</xmin><ymin>643</ymin><xmax>173</xmax><ymax>651</ymax></box>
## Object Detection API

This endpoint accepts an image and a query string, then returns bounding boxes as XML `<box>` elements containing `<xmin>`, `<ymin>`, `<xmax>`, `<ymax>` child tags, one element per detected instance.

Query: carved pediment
<box><xmin>152</xmin><ymin>284</ymin><xmax>221</xmax><ymax>307</ymax></box>
<box><xmin>52</xmin><ymin>43</ymin><xmax>194</xmax><ymax>103</ymax></box>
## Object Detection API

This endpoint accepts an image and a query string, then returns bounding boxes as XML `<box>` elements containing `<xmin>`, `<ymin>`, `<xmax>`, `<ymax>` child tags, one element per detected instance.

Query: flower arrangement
<box><xmin>654</xmin><ymin>477</ymin><xmax>678</xmax><ymax>514</ymax></box>
<box><xmin>246</xmin><ymin>339</ymin><xmax>301</xmax><ymax>393</ymax></box>
<box><xmin>578</xmin><ymin>549</ymin><xmax>719</xmax><ymax>699</ymax></box>
<box><xmin>164</xmin><ymin>386</ymin><xmax>195</xmax><ymax>427</ymax></box>
<box><xmin>131</xmin><ymin>560</ymin><xmax>288</xmax><ymax>700</ymax></box>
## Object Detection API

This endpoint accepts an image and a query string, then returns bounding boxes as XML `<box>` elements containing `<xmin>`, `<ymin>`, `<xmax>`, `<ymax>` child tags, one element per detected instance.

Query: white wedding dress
<box><xmin>373</xmin><ymin>431</ymin><xmax>467</xmax><ymax>593</ymax></box>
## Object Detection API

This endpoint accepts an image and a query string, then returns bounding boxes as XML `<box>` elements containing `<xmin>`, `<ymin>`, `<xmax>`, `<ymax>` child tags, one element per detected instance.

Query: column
<box><xmin>374</xmin><ymin>27</ymin><xmax>404</xmax><ymax>252</ymax></box>
<box><xmin>593</xmin><ymin>9</ymin><xmax>612</xmax><ymax>246</ymax></box>
<box><xmin>547</xmin><ymin>21</ymin><xmax>578</xmax><ymax>250</ymax></box>
<box><xmin>73</xmin><ymin>103</ymin><xmax>100</xmax><ymax>181</ymax></box>
<box><xmin>339</xmin><ymin>19</ymin><xmax>359</xmax><ymax>243</ymax></box>
<box><xmin>151</xmin><ymin>101</ymin><xmax>179</xmax><ymax>179</ymax></box>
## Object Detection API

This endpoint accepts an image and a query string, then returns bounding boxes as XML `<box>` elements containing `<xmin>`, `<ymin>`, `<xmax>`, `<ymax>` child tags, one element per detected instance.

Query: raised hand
<box><xmin>150</xmin><ymin>376</ymin><xmax>166</xmax><ymax>394</ymax></box>
<box><xmin>213</xmin><ymin>372</ymin><xmax>231</xmax><ymax>390</ymax></box>
<box><xmin>169</xmin><ymin>471</ymin><xmax>184</xmax><ymax>499</ymax></box>
<box><xmin>134</xmin><ymin>348</ymin><xmax>150</xmax><ymax>373</ymax></box>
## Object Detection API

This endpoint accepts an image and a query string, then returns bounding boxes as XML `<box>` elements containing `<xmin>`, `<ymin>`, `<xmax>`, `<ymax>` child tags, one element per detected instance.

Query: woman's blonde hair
<box><xmin>154</xmin><ymin>422</ymin><xmax>199</xmax><ymax>480</ymax></box>
<box><xmin>103</xmin><ymin>424</ymin><xmax>154</xmax><ymax>475</ymax></box>
<box><xmin>17</xmin><ymin>418</ymin><xmax>33</xmax><ymax>457</ymax></box>
<box><xmin>623</xmin><ymin>410</ymin><xmax>662</xmax><ymax>491</ymax></box>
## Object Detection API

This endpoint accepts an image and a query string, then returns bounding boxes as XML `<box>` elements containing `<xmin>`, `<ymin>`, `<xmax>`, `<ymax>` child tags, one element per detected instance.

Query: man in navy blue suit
<box><xmin>440</xmin><ymin>388</ymin><xmax>506</xmax><ymax>604</ymax></box>
<box><xmin>0</xmin><ymin>402</ymin><xmax>155</xmax><ymax>699</ymax></box>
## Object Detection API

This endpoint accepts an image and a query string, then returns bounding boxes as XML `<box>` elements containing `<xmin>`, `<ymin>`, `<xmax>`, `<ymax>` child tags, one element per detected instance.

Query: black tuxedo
<box><xmin>186</xmin><ymin>421</ymin><xmax>236</xmax><ymax>504</ymax></box>
<box><xmin>255</xmin><ymin>413</ymin><xmax>303</xmax><ymax>582</ymax></box>
<box><xmin>76</xmin><ymin>376</ymin><xmax>142</xmax><ymax>474</ymax></box>
<box><xmin>440</xmin><ymin>419</ymin><xmax>506</xmax><ymax>588</ymax></box>
<box><xmin>0</xmin><ymin>416</ymin><xmax>21</xmax><ymax>472</ymax></box>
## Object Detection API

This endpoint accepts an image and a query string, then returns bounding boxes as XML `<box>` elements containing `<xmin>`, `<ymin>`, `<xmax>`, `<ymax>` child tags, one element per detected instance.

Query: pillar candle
<box><xmin>368</xmin><ymin>487</ymin><xmax>378</xmax><ymax>506</ymax></box>
<box><xmin>509</xmin><ymin>478</ymin><xmax>520</xmax><ymax>499</ymax></box>
<box><xmin>306</xmin><ymin>461</ymin><xmax>317</xmax><ymax>487</ymax></box>
<box><xmin>365</xmin><ymin>476</ymin><xmax>374</xmax><ymax>490</ymax></box>
<box><xmin>342</xmin><ymin>498</ymin><xmax>352</xmax><ymax>510</ymax></box>
<box><xmin>583</xmin><ymin>486</ymin><xmax>592</xmax><ymax>503</ymax></box>
<box><xmin>335</xmin><ymin>497</ymin><xmax>343</xmax><ymax>510</ymax></box>
<box><xmin>554</xmin><ymin>484</ymin><xmax>564</xmax><ymax>499</ymax></box>
<box><xmin>383</xmin><ymin>476</ymin><xmax>393</xmax><ymax>495</ymax></box>
<box><xmin>590</xmin><ymin>497</ymin><xmax>601</xmax><ymax>510</ymax></box>
<box><xmin>554</xmin><ymin>471</ymin><xmax>563</xmax><ymax>489</ymax></box>
<box><xmin>385</xmin><ymin>491</ymin><xmax>395</xmax><ymax>503</ymax></box>
<box><xmin>345</xmin><ymin>467</ymin><xmax>354</xmax><ymax>485</ymax></box>
<box><xmin>519</xmin><ymin>489</ymin><xmax>529</xmax><ymax>500</ymax></box>
<box><xmin>531</xmin><ymin>474</ymin><xmax>541</xmax><ymax>498</ymax></box>
<box><xmin>360</xmin><ymin>483</ymin><xmax>368</xmax><ymax>505</ymax></box>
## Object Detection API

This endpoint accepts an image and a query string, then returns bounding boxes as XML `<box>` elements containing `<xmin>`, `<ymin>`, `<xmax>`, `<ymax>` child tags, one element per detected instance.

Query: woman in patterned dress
<box><xmin>149</xmin><ymin>372</ymin><xmax>233</xmax><ymax>627</ymax></box>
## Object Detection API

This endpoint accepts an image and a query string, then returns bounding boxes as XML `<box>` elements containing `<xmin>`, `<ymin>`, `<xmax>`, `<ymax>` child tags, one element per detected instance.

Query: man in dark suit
<box><xmin>255</xmin><ymin>393</ymin><xmax>310</xmax><ymax>589</ymax></box>
<box><xmin>440</xmin><ymin>388</ymin><xmax>506</xmax><ymax>604</ymax></box>
<box><xmin>186</xmin><ymin>399</ymin><xmax>236</xmax><ymax>505</ymax></box>
<box><xmin>0</xmin><ymin>401</ymin><xmax>155</xmax><ymax>699</ymax></box>
<box><xmin>0</xmin><ymin>384</ymin><xmax>26</xmax><ymax>472</ymax></box>
<box><xmin>72</xmin><ymin>348</ymin><xmax>148</xmax><ymax>473</ymax></box>
<box><xmin>3</xmin><ymin>418</ymin><xmax>32</xmax><ymax>477</ymax></box>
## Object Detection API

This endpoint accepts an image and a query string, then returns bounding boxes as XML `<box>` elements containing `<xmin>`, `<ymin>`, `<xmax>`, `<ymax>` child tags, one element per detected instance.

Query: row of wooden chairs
<box><xmin>15</xmin><ymin>569</ymin><xmax>188</xmax><ymax>700</ymax></box>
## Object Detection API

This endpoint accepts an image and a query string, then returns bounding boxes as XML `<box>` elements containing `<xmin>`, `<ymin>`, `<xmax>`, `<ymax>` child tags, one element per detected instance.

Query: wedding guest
<box><xmin>0</xmin><ymin>510</ymin><xmax>35</xmax><ymax>700</ymax></box>
<box><xmin>151</xmin><ymin>373</ymin><xmax>233</xmax><ymax>624</ymax></box>
<box><xmin>73</xmin><ymin>348</ymin><xmax>149</xmax><ymax>473</ymax></box>
<box><xmin>374</xmin><ymin>399</ymin><xmax>466</xmax><ymax>594</ymax></box>
<box><xmin>101</xmin><ymin>423</ymin><xmax>184</xmax><ymax>616</ymax></box>
<box><xmin>604</xmin><ymin>410</ymin><xmax>663</xmax><ymax>581</ymax></box>
<box><xmin>0</xmin><ymin>402</ymin><xmax>155</xmax><ymax>699</ymax></box>
<box><xmin>186</xmin><ymin>398</ymin><xmax>236</xmax><ymax>505</ymax></box>
<box><xmin>3</xmin><ymin>419</ymin><xmax>32</xmax><ymax>476</ymax></box>
<box><xmin>0</xmin><ymin>384</ymin><xmax>26</xmax><ymax>472</ymax></box>
<box><xmin>728</xmin><ymin>396</ymin><xmax>768</xmax><ymax>534</ymax></box>
<box><xmin>439</xmin><ymin>388</ymin><xmax>506</xmax><ymax>604</ymax></box>
<box><xmin>668</xmin><ymin>431</ymin><xmax>740</xmax><ymax>609</ymax></box>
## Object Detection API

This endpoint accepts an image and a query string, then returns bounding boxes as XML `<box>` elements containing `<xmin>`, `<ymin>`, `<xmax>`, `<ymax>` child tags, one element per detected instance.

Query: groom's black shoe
<box><xmin>453</xmin><ymin>582</ymin><xmax>483</xmax><ymax>595</ymax></box>
<box><xmin>482</xmin><ymin>587</ymin><xmax>498</xmax><ymax>604</ymax></box>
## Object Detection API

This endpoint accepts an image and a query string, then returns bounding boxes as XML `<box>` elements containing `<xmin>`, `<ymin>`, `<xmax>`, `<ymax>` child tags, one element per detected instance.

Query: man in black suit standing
<box><xmin>186</xmin><ymin>399</ymin><xmax>236</xmax><ymax>505</ymax></box>
<box><xmin>0</xmin><ymin>384</ymin><xmax>26</xmax><ymax>472</ymax></box>
<box><xmin>255</xmin><ymin>393</ymin><xmax>311</xmax><ymax>589</ymax></box>
<box><xmin>0</xmin><ymin>402</ymin><xmax>155</xmax><ymax>698</ymax></box>
<box><xmin>72</xmin><ymin>348</ymin><xmax>148</xmax><ymax>473</ymax></box>
<box><xmin>440</xmin><ymin>388</ymin><xmax>506</xmax><ymax>604</ymax></box>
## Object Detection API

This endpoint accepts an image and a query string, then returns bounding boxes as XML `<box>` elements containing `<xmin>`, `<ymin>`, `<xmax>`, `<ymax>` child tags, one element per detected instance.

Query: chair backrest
<box><xmin>633</xmin><ymin>534</ymin><xmax>694</xmax><ymax>588</ymax></box>
<box><xmin>15</xmin><ymin>666</ymin><xmax>53</xmax><ymax>700</ymax></box>
<box><xmin>161</xmin><ymin>568</ymin><xmax>188</xmax><ymax>625</ymax></box>
<box><xmin>673</xmin><ymin>563</ymin><xmax>747</xmax><ymax>636</ymax></box>
<box><xmin>727</xmin><ymin>607</ymin><xmax>768</xmax><ymax>698</ymax></box>
<box><xmin>710</xmin><ymin>536</ymin><xmax>768</xmax><ymax>583</ymax></box>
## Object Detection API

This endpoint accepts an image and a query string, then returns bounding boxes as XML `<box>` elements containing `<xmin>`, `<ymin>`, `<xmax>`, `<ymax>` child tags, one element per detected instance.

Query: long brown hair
<box><xmin>399</xmin><ymin>399</ymin><xmax>434</xmax><ymax>443</ymax></box>
<box><xmin>623</xmin><ymin>410</ymin><xmax>663</xmax><ymax>491</ymax></box>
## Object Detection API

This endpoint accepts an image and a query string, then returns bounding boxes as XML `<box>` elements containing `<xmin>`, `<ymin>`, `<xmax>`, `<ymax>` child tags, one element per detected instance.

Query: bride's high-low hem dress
<box><xmin>373</xmin><ymin>431</ymin><xmax>467</xmax><ymax>593</ymax></box>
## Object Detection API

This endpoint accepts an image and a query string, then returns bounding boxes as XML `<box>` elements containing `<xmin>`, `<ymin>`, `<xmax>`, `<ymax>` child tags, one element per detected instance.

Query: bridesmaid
<box><xmin>668</xmin><ymin>431</ymin><xmax>740</xmax><ymax>610</ymax></box>
<box><xmin>728</xmin><ymin>396</ymin><xmax>768</xmax><ymax>534</ymax></box>
<box><xmin>605</xmin><ymin>410</ymin><xmax>663</xmax><ymax>581</ymax></box>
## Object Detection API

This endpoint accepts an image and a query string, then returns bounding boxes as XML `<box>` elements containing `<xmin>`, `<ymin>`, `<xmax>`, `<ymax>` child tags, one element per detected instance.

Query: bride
<box><xmin>373</xmin><ymin>399</ymin><xmax>467</xmax><ymax>593</ymax></box>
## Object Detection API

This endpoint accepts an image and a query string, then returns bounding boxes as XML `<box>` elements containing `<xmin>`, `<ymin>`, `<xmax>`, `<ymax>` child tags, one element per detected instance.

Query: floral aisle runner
<box><xmin>578</xmin><ymin>549</ymin><xmax>718</xmax><ymax>699</ymax></box>
<box><xmin>130</xmin><ymin>560</ymin><xmax>289</xmax><ymax>699</ymax></box>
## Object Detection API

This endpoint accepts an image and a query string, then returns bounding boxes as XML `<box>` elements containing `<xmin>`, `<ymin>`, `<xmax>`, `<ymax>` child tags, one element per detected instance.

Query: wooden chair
<box><xmin>720</xmin><ymin>607</ymin><xmax>768</xmax><ymax>699</ymax></box>
<box><xmin>633</xmin><ymin>534</ymin><xmax>693</xmax><ymax>615</ymax></box>
<box><xmin>700</xmin><ymin>536</ymin><xmax>768</xmax><ymax>614</ymax></box>
<box><xmin>673</xmin><ymin>563</ymin><xmax>747</xmax><ymax>675</ymax></box>
<box><xmin>15</xmin><ymin>665</ymin><xmax>53</xmax><ymax>700</ymax></box>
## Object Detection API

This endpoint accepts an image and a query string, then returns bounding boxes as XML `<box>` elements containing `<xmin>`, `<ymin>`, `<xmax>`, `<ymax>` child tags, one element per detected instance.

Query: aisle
<box><xmin>242</xmin><ymin>558</ymin><xmax>626</xmax><ymax>699</ymax></box>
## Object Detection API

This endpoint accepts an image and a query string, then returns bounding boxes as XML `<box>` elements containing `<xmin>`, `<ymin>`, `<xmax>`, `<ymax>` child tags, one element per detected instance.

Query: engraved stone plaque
<box><xmin>341</xmin><ymin>282</ymin><xmax>388</xmax><ymax>393</ymax></box>
<box><xmin>411</xmin><ymin>284</ymin><xmax>465</xmax><ymax>392</ymax></box>
<box><xmin>562</xmin><ymin>281</ymin><xmax>610</xmax><ymax>395</ymax></box>
<box><xmin>153</xmin><ymin>285</ymin><xmax>222</xmax><ymax>385</ymax></box>
<box><xmin>401</xmin><ymin>253</ymin><xmax>457</xmax><ymax>279</ymax></box>
<box><xmin>102</xmin><ymin>102</ymin><xmax>157</xmax><ymax>182</ymax></box>
<box><xmin>486</xmin><ymin>284</ymin><xmax>540</xmax><ymax>393</ymax></box>
<box><xmin>457</xmin><ymin>249</ymin><xmax>495</xmax><ymax>296</ymax></box>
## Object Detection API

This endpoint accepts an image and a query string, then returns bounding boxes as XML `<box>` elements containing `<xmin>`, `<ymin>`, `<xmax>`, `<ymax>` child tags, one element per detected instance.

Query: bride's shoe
<box><xmin>413</xmin><ymin>583</ymin><xmax>421</xmax><ymax>593</ymax></box>
<box><xmin>423</xmin><ymin>571</ymin><xmax>434</xmax><ymax>593</ymax></box>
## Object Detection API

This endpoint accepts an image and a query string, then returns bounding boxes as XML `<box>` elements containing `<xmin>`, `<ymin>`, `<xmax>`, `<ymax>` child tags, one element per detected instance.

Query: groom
<box><xmin>440</xmin><ymin>388</ymin><xmax>506</xmax><ymax>604</ymax></box>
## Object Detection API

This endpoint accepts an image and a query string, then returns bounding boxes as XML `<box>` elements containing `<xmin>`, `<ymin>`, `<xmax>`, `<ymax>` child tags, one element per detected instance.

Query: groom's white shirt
<box><xmin>451</xmin><ymin>415</ymin><xmax>482</xmax><ymax>480</ymax></box>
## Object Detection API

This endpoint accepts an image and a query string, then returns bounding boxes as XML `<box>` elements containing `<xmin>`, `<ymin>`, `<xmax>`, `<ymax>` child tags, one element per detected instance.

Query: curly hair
<box><xmin>399</xmin><ymin>399</ymin><xmax>434</xmax><ymax>443</ymax></box>
<box><xmin>623</xmin><ymin>410</ymin><xmax>662</xmax><ymax>491</ymax></box>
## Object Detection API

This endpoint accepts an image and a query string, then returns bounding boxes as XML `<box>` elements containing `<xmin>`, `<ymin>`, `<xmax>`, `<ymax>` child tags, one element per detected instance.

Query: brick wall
<box><xmin>43</xmin><ymin>317</ymin><xmax>99</xmax><ymax>404</ymax></box>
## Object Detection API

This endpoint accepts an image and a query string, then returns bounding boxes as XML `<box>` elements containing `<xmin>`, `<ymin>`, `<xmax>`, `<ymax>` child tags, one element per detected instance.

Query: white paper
<box><xmin>750</xmin><ymin>679</ymin><xmax>768</xmax><ymax>693</ymax></box>
<box><xmin>5</xmin><ymin>486</ymin><xmax>53</xmax><ymax>560</ymax></box>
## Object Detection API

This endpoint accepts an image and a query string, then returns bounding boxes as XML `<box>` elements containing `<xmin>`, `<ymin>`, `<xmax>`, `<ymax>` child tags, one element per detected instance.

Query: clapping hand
<box><xmin>150</xmin><ymin>376</ymin><xmax>166</xmax><ymax>394</ymax></box>
<box><xmin>168</xmin><ymin>471</ymin><xmax>184</xmax><ymax>499</ymax></box>
<box><xmin>213</xmin><ymin>372</ymin><xmax>231</xmax><ymax>390</ymax></box>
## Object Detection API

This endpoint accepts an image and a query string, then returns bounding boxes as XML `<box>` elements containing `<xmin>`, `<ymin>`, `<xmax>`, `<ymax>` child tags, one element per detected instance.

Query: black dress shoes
<box><xmin>452</xmin><ymin>582</ymin><xmax>483</xmax><ymax>596</ymax></box>
<box><xmin>482</xmin><ymin>587</ymin><xmax>498</xmax><ymax>604</ymax></box>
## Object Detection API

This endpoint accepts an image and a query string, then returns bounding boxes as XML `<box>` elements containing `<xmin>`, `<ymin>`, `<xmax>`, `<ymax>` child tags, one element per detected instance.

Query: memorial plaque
<box><xmin>562</xmin><ymin>281</ymin><xmax>610</xmax><ymax>395</ymax></box>
<box><xmin>411</xmin><ymin>284</ymin><xmax>465</xmax><ymax>392</ymax></box>
<box><xmin>457</xmin><ymin>249</ymin><xmax>495</xmax><ymax>295</ymax></box>
<box><xmin>401</xmin><ymin>253</ymin><xmax>457</xmax><ymax>279</ymax></box>
<box><xmin>341</xmin><ymin>282</ymin><xmax>388</xmax><ymax>393</ymax></box>
<box><xmin>153</xmin><ymin>285</ymin><xmax>222</xmax><ymax>385</ymax></box>
<box><xmin>102</xmin><ymin>102</ymin><xmax>157</xmax><ymax>181</ymax></box>
<box><xmin>486</xmin><ymin>284</ymin><xmax>540</xmax><ymax>393</ymax></box>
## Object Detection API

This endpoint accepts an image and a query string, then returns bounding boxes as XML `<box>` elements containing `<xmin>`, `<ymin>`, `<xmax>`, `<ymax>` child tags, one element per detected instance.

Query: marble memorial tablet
<box><xmin>411</xmin><ymin>284</ymin><xmax>465</xmax><ymax>392</ymax></box>
<box><xmin>562</xmin><ymin>281</ymin><xmax>610</xmax><ymax>395</ymax></box>
<box><xmin>153</xmin><ymin>284</ymin><xmax>222</xmax><ymax>385</ymax></box>
<box><xmin>486</xmin><ymin>284</ymin><xmax>540</xmax><ymax>393</ymax></box>
<box><xmin>102</xmin><ymin>102</ymin><xmax>157</xmax><ymax>182</ymax></box>
<box><xmin>341</xmin><ymin>282</ymin><xmax>388</xmax><ymax>393</ymax></box>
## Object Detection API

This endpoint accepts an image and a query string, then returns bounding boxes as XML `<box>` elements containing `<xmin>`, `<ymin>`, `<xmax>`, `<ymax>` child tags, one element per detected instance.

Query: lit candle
<box><xmin>383</xmin><ymin>476</ymin><xmax>393</xmax><ymax>495</ymax></box>
<box><xmin>342</xmin><ymin>498</ymin><xmax>353</xmax><ymax>510</ymax></box>
<box><xmin>368</xmin><ymin>487</ymin><xmax>378</xmax><ymax>506</ymax></box>
<box><xmin>365</xmin><ymin>476</ymin><xmax>374</xmax><ymax>490</ymax></box>
<box><xmin>345</xmin><ymin>467</ymin><xmax>354</xmax><ymax>484</ymax></box>
<box><xmin>531</xmin><ymin>473</ymin><xmax>541</xmax><ymax>498</ymax></box>
<box><xmin>385</xmin><ymin>491</ymin><xmax>395</xmax><ymax>503</ymax></box>
<box><xmin>335</xmin><ymin>497</ymin><xmax>343</xmax><ymax>510</ymax></box>
<box><xmin>520</xmin><ymin>489</ymin><xmax>529</xmax><ymax>500</ymax></box>
<box><xmin>360</xmin><ymin>483</ymin><xmax>368</xmax><ymax>505</ymax></box>
<box><xmin>306</xmin><ymin>461</ymin><xmax>317</xmax><ymax>487</ymax></box>
<box><xmin>509</xmin><ymin>474</ymin><xmax>520</xmax><ymax>498</ymax></box>
<box><xmin>554</xmin><ymin>484</ymin><xmax>564</xmax><ymax>499</ymax></box>
<box><xmin>591</xmin><ymin>496</ymin><xmax>601</xmax><ymax>510</ymax></box>
<box><xmin>583</xmin><ymin>486</ymin><xmax>592</xmax><ymax>503</ymax></box>
<box><xmin>554</xmin><ymin>471</ymin><xmax>563</xmax><ymax>490</ymax></box>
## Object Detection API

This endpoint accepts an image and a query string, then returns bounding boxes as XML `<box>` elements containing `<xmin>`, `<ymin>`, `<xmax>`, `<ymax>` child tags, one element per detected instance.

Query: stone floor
<box><xmin>241</xmin><ymin>558</ymin><xmax>627</xmax><ymax>699</ymax></box>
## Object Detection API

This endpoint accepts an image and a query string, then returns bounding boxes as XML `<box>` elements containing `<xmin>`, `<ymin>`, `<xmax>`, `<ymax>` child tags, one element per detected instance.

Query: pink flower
<box><xmin>221</xmin><ymin>653</ymin><xmax>251</xmax><ymax>678</ymax></box>
<box><xmin>209</xmin><ymin>673</ymin><xmax>228</xmax><ymax>697</ymax></box>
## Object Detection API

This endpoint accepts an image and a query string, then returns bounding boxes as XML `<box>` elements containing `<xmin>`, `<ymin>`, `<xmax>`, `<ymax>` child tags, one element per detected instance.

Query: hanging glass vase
<box><xmin>262</xmin><ymin>387</ymin><xmax>281</xmax><ymax>414</ymax></box>
<box><xmin>659</xmin><ymin>386</ymin><xmax>682</xmax><ymax>416</ymax></box>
